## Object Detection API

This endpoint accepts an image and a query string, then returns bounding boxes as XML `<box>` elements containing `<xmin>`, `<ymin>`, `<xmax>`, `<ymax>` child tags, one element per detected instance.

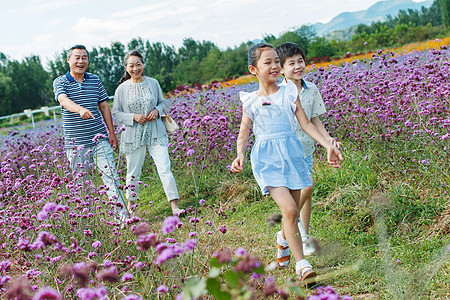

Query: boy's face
<box><xmin>281</xmin><ymin>54</ymin><xmax>305</xmax><ymax>82</ymax></box>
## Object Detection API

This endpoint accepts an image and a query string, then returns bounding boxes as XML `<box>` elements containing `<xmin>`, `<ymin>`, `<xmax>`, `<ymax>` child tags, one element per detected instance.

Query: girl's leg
<box><xmin>147</xmin><ymin>144</ymin><xmax>181</xmax><ymax>214</ymax></box>
<box><xmin>268</xmin><ymin>186</ymin><xmax>304</xmax><ymax>261</ymax></box>
<box><xmin>281</xmin><ymin>189</ymin><xmax>301</xmax><ymax>239</ymax></box>
<box><xmin>126</xmin><ymin>146</ymin><xmax>147</xmax><ymax>212</ymax></box>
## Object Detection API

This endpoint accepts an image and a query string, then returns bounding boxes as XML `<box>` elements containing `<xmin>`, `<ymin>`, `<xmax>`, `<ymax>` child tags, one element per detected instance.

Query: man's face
<box><xmin>67</xmin><ymin>49</ymin><xmax>89</xmax><ymax>77</ymax></box>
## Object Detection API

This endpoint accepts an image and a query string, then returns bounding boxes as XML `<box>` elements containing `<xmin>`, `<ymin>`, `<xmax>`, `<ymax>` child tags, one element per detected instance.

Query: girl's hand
<box><xmin>230</xmin><ymin>156</ymin><xmax>244</xmax><ymax>173</ymax></box>
<box><xmin>328</xmin><ymin>137</ymin><xmax>342</xmax><ymax>149</ymax></box>
<box><xmin>326</xmin><ymin>145</ymin><xmax>343</xmax><ymax>168</ymax></box>
<box><xmin>147</xmin><ymin>109</ymin><xmax>159</xmax><ymax>122</ymax></box>
<box><xmin>134</xmin><ymin>113</ymin><xmax>148</xmax><ymax>125</ymax></box>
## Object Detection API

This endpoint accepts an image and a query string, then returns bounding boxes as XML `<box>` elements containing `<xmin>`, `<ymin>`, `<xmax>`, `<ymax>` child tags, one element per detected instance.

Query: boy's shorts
<box><xmin>305</xmin><ymin>154</ymin><xmax>313</xmax><ymax>176</ymax></box>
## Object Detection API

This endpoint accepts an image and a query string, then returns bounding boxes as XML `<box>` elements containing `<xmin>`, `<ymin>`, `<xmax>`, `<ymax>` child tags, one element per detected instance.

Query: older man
<box><xmin>53</xmin><ymin>44</ymin><xmax>128</xmax><ymax>223</ymax></box>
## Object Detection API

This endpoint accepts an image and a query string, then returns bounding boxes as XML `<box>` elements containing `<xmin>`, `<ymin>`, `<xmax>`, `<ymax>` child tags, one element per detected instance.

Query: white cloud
<box><xmin>11</xmin><ymin>0</ymin><xmax>88</xmax><ymax>14</ymax></box>
<box><xmin>110</xmin><ymin>2</ymin><xmax>170</xmax><ymax>19</ymax></box>
<box><xmin>44</xmin><ymin>18</ymin><xmax>62</xmax><ymax>27</ymax></box>
<box><xmin>74</xmin><ymin>17</ymin><xmax>136</xmax><ymax>36</ymax></box>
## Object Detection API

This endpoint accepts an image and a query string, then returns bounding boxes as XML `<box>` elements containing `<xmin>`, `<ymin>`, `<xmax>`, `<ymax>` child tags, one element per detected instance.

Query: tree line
<box><xmin>0</xmin><ymin>0</ymin><xmax>449</xmax><ymax>116</ymax></box>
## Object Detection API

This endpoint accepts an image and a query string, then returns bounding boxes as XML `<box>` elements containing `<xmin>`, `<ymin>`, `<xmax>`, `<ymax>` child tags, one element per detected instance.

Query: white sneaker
<box><xmin>298</xmin><ymin>218</ymin><xmax>315</xmax><ymax>256</ymax></box>
<box><xmin>303</xmin><ymin>238</ymin><xmax>316</xmax><ymax>256</ymax></box>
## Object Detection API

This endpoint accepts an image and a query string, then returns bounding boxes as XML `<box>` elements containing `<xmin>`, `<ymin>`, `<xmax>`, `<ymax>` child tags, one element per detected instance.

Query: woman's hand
<box><xmin>230</xmin><ymin>156</ymin><xmax>244</xmax><ymax>173</ymax></box>
<box><xmin>134</xmin><ymin>113</ymin><xmax>148</xmax><ymax>125</ymax></box>
<box><xmin>326</xmin><ymin>145</ymin><xmax>343</xmax><ymax>168</ymax></box>
<box><xmin>147</xmin><ymin>109</ymin><xmax>159</xmax><ymax>122</ymax></box>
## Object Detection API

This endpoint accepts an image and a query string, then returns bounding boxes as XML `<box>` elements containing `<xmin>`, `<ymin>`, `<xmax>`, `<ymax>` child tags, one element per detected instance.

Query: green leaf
<box><xmin>223</xmin><ymin>270</ymin><xmax>240</xmax><ymax>289</ymax></box>
<box><xmin>206</xmin><ymin>278</ymin><xmax>231</xmax><ymax>300</ymax></box>
<box><xmin>253</xmin><ymin>264</ymin><xmax>265</xmax><ymax>274</ymax></box>
<box><xmin>182</xmin><ymin>277</ymin><xmax>207</xmax><ymax>300</ymax></box>
<box><xmin>210</xmin><ymin>257</ymin><xmax>220</xmax><ymax>268</ymax></box>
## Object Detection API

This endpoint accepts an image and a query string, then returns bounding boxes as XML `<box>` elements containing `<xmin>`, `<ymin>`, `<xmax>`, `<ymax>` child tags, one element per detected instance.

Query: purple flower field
<box><xmin>0</xmin><ymin>45</ymin><xmax>449</xmax><ymax>299</ymax></box>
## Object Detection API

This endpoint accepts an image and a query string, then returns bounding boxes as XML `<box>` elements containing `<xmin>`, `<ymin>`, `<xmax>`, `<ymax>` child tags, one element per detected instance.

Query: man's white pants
<box><xmin>66</xmin><ymin>139</ymin><xmax>128</xmax><ymax>221</ymax></box>
<box><xmin>126</xmin><ymin>144</ymin><xmax>179</xmax><ymax>202</ymax></box>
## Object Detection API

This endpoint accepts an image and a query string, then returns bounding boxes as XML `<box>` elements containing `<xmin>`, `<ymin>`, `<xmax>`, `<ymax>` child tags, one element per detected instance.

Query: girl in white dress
<box><xmin>230</xmin><ymin>43</ymin><xmax>343</xmax><ymax>284</ymax></box>
<box><xmin>112</xmin><ymin>50</ymin><xmax>182</xmax><ymax>216</ymax></box>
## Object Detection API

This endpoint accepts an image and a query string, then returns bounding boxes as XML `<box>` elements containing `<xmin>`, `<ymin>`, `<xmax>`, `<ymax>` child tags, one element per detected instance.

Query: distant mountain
<box><xmin>311</xmin><ymin>0</ymin><xmax>434</xmax><ymax>37</ymax></box>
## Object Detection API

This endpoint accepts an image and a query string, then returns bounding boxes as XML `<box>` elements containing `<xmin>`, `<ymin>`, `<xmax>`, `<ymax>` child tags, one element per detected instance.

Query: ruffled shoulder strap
<box><xmin>284</xmin><ymin>80</ymin><xmax>299</xmax><ymax>103</ymax></box>
<box><xmin>283</xmin><ymin>80</ymin><xmax>299</xmax><ymax>114</ymax></box>
<box><xmin>239</xmin><ymin>91</ymin><xmax>257</xmax><ymax>120</ymax></box>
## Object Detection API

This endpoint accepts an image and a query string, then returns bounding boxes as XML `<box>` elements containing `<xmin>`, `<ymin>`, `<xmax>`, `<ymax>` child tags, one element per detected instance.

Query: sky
<box><xmin>1</xmin><ymin>0</ymin><xmax>427</xmax><ymax>64</ymax></box>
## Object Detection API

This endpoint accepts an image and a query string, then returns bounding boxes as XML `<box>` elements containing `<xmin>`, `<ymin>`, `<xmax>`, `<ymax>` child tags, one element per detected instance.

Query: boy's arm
<box><xmin>310</xmin><ymin>116</ymin><xmax>341</xmax><ymax>147</ymax></box>
<box><xmin>294</xmin><ymin>100</ymin><xmax>342</xmax><ymax>167</ymax></box>
<box><xmin>231</xmin><ymin>111</ymin><xmax>252</xmax><ymax>173</ymax></box>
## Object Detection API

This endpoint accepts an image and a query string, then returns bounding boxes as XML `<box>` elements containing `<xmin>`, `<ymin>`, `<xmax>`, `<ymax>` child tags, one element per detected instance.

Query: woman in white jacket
<box><xmin>112</xmin><ymin>50</ymin><xmax>182</xmax><ymax>216</ymax></box>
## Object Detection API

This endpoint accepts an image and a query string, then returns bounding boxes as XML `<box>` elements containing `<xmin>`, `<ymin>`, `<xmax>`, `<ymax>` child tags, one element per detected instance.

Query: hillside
<box><xmin>311</xmin><ymin>0</ymin><xmax>434</xmax><ymax>37</ymax></box>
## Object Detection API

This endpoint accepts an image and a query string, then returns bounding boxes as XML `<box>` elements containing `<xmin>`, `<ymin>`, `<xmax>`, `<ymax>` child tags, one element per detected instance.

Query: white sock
<box><xmin>276</xmin><ymin>231</ymin><xmax>289</xmax><ymax>248</ymax></box>
<box><xmin>296</xmin><ymin>259</ymin><xmax>312</xmax><ymax>275</ymax></box>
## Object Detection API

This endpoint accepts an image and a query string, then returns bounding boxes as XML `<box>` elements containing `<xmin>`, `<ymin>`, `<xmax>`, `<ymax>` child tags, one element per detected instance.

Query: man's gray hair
<box><xmin>67</xmin><ymin>45</ymin><xmax>89</xmax><ymax>59</ymax></box>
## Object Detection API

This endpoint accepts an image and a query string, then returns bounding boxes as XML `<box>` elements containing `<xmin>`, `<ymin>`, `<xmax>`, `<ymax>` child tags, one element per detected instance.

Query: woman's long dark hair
<box><xmin>117</xmin><ymin>50</ymin><xmax>145</xmax><ymax>85</ymax></box>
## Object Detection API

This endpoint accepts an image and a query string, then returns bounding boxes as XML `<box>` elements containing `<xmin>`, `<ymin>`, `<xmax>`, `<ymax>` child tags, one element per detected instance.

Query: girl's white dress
<box><xmin>240</xmin><ymin>81</ymin><xmax>312</xmax><ymax>195</ymax></box>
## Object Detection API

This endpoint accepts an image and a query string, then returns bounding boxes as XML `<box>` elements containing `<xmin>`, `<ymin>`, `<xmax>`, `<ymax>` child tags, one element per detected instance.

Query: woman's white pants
<box><xmin>125</xmin><ymin>144</ymin><xmax>179</xmax><ymax>202</ymax></box>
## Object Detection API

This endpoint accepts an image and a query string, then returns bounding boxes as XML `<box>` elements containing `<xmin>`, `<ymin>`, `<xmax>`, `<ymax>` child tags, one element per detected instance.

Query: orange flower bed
<box><xmin>306</xmin><ymin>36</ymin><xmax>450</xmax><ymax>71</ymax></box>
<box><xmin>221</xmin><ymin>36</ymin><xmax>450</xmax><ymax>86</ymax></box>
<box><xmin>223</xmin><ymin>74</ymin><xmax>257</xmax><ymax>86</ymax></box>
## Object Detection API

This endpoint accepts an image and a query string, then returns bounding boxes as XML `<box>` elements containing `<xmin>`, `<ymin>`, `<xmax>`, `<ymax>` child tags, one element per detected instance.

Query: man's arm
<box><xmin>98</xmin><ymin>101</ymin><xmax>118</xmax><ymax>151</ymax></box>
<box><xmin>58</xmin><ymin>94</ymin><xmax>95</xmax><ymax>119</ymax></box>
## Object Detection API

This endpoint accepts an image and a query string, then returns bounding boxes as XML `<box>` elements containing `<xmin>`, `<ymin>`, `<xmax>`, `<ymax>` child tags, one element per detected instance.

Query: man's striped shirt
<box><xmin>53</xmin><ymin>71</ymin><xmax>109</xmax><ymax>149</ymax></box>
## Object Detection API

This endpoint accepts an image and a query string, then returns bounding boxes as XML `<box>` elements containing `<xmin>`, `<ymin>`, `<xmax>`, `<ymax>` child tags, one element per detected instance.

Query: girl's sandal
<box><xmin>276</xmin><ymin>232</ymin><xmax>290</xmax><ymax>268</ymax></box>
<box><xmin>298</xmin><ymin>266</ymin><xmax>317</xmax><ymax>287</ymax></box>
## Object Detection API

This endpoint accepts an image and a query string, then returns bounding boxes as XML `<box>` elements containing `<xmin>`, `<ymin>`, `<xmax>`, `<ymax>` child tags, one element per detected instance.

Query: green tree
<box><xmin>88</xmin><ymin>42</ymin><xmax>126</xmax><ymax>95</ymax></box>
<box><xmin>221</xmin><ymin>43</ymin><xmax>249</xmax><ymax>78</ymax></box>
<box><xmin>438</xmin><ymin>0</ymin><xmax>450</xmax><ymax>26</ymax></box>
<box><xmin>308</xmin><ymin>36</ymin><xmax>336</xmax><ymax>59</ymax></box>
<box><xmin>200</xmin><ymin>47</ymin><xmax>224</xmax><ymax>82</ymax></box>
<box><xmin>272</xmin><ymin>25</ymin><xmax>316</xmax><ymax>55</ymax></box>
<box><xmin>6</xmin><ymin>56</ymin><xmax>52</xmax><ymax>113</ymax></box>
<box><xmin>0</xmin><ymin>52</ymin><xmax>7</xmax><ymax>67</ymax></box>
<box><xmin>144</xmin><ymin>41</ymin><xmax>177</xmax><ymax>91</ymax></box>
<box><xmin>0</xmin><ymin>72</ymin><xmax>18</xmax><ymax>116</ymax></box>
<box><xmin>178</xmin><ymin>38</ymin><xmax>215</xmax><ymax>62</ymax></box>
<box><xmin>174</xmin><ymin>59</ymin><xmax>202</xmax><ymax>87</ymax></box>
<box><xmin>127</xmin><ymin>37</ymin><xmax>146</xmax><ymax>54</ymax></box>
<box><xmin>48</xmin><ymin>50</ymin><xmax>69</xmax><ymax>80</ymax></box>
<box><xmin>174</xmin><ymin>38</ymin><xmax>216</xmax><ymax>86</ymax></box>
<box><xmin>262</xmin><ymin>34</ymin><xmax>276</xmax><ymax>44</ymax></box>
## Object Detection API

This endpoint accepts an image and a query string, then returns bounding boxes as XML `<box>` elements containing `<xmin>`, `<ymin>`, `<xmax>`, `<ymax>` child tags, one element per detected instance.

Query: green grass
<box><xmin>131</xmin><ymin>141</ymin><xmax>450</xmax><ymax>299</ymax></box>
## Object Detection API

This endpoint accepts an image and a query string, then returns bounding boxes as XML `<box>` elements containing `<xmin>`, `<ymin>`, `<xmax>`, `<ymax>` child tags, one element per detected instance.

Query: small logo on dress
<box><xmin>261</xmin><ymin>102</ymin><xmax>271</xmax><ymax>106</ymax></box>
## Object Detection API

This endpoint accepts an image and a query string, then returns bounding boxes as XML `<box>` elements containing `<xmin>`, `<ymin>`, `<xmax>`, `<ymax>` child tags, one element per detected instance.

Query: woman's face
<box><xmin>126</xmin><ymin>55</ymin><xmax>144</xmax><ymax>81</ymax></box>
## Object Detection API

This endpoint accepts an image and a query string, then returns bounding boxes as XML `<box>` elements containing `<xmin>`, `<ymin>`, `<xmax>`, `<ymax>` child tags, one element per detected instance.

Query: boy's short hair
<box><xmin>67</xmin><ymin>44</ymin><xmax>89</xmax><ymax>59</ymax></box>
<box><xmin>276</xmin><ymin>42</ymin><xmax>306</xmax><ymax>67</ymax></box>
